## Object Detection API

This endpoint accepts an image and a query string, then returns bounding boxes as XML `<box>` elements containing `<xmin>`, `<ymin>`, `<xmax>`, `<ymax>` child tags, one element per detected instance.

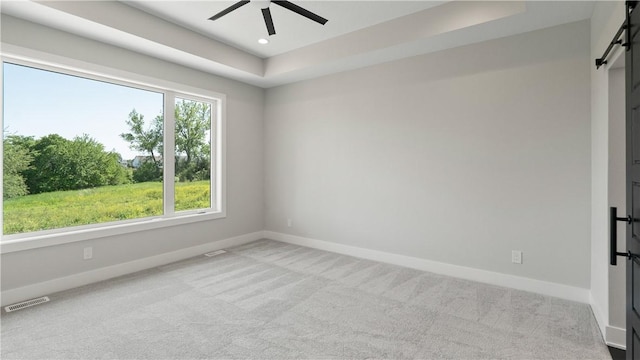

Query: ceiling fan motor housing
<box><xmin>252</xmin><ymin>1</ymin><xmax>271</xmax><ymax>10</ymax></box>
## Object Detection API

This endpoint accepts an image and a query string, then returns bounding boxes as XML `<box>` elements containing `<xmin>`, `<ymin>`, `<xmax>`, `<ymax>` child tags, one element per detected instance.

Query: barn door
<box><xmin>625</xmin><ymin>1</ymin><xmax>640</xmax><ymax>358</ymax></box>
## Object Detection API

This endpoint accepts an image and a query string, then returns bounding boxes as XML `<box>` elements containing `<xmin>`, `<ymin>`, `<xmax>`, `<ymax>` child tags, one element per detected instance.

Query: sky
<box><xmin>2</xmin><ymin>62</ymin><xmax>164</xmax><ymax>160</ymax></box>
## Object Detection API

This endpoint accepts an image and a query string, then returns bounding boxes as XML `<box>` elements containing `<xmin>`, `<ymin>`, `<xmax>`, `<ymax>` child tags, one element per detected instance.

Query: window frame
<box><xmin>0</xmin><ymin>52</ymin><xmax>227</xmax><ymax>254</ymax></box>
<box><xmin>171</xmin><ymin>94</ymin><xmax>220</xmax><ymax>215</ymax></box>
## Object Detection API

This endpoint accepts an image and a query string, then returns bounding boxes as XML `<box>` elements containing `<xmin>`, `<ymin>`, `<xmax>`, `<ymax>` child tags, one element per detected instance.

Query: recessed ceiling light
<box><xmin>258</xmin><ymin>38</ymin><xmax>269</xmax><ymax>45</ymax></box>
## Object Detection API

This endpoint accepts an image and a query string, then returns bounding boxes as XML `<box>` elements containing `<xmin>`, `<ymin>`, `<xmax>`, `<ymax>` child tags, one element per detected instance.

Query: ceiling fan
<box><xmin>208</xmin><ymin>0</ymin><xmax>328</xmax><ymax>36</ymax></box>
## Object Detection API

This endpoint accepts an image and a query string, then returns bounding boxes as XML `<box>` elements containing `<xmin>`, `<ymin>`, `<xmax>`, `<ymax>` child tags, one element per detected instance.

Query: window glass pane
<box><xmin>174</xmin><ymin>97</ymin><xmax>212</xmax><ymax>212</ymax></box>
<box><xmin>2</xmin><ymin>62</ymin><xmax>164</xmax><ymax>235</ymax></box>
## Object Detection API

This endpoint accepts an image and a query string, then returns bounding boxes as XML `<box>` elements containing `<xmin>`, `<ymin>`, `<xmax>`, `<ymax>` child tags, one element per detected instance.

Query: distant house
<box><xmin>131</xmin><ymin>155</ymin><xmax>162</xmax><ymax>168</ymax></box>
<box><xmin>129</xmin><ymin>155</ymin><xmax>192</xmax><ymax>168</ymax></box>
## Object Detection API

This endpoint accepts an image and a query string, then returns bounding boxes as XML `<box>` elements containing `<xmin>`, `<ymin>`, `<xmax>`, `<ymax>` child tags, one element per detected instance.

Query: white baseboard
<box><xmin>264</xmin><ymin>231</ymin><xmax>590</xmax><ymax>303</ymax></box>
<box><xmin>606</xmin><ymin>325</ymin><xmax>626</xmax><ymax>350</ymax></box>
<box><xmin>1</xmin><ymin>231</ymin><xmax>264</xmax><ymax>307</ymax></box>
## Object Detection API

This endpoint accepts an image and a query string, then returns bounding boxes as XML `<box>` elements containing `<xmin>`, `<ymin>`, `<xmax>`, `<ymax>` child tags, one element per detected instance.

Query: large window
<box><xmin>2</xmin><ymin>59</ymin><xmax>225</xmax><ymax>240</ymax></box>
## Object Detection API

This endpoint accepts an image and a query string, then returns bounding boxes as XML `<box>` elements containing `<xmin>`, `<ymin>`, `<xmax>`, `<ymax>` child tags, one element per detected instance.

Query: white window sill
<box><xmin>0</xmin><ymin>211</ymin><xmax>226</xmax><ymax>254</ymax></box>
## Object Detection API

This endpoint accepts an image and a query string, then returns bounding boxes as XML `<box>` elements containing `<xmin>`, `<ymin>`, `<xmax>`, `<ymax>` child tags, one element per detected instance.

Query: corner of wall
<box><xmin>589</xmin><ymin>291</ymin><xmax>609</xmax><ymax>345</ymax></box>
<box><xmin>589</xmin><ymin>0</ymin><xmax>627</xmax><ymax>349</ymax></box>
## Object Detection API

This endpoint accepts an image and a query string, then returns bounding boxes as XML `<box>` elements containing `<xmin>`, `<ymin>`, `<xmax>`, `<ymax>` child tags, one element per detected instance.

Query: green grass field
<box><xmin>3</xmin><ymin>181</ymin><xmax>211</xmax><ymax>235</ymax></box>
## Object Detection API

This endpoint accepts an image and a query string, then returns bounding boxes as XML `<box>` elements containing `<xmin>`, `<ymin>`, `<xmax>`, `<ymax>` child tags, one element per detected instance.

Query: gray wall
<box><xmin>264</xmin><ymin>20</ymin><xmax>591</xmax><ymax>288</ymax></box>
<box><xmin>1</xmin><ymin>15</ymin><xmax>595</xmax><ymax>297</ymax></box>
<box><xmin>0</xmin><ymin>15</ymin><xmax>265</xmax><ymax>291</ymax></box>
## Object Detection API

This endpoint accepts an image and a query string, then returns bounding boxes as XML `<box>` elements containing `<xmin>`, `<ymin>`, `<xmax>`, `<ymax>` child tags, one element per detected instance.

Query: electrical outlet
<box><xmin>511</xmin><ymin>250</ymin><xmax>522</xmax><ymax>264</ymax></box>
<box><xmin>83</xmin><ymin>247</ymin><xmax>93</xmax><ymax>260</ymax></box>
<box><xmin>287</xmin><ymin>218</ymin><xmax>293</xmax><ymax>227</ymax></box>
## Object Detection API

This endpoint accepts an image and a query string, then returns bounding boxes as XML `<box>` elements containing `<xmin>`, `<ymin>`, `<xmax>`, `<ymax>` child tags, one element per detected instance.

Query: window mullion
<box><xmin>210</xmin><ymin>100</ymin><xmax>217</xmax><ymax>211</ymax></box>
<box><xmin>163</xmin><ymin>91</ymin><xmax>176</xmax><ymax>216</ymax></box>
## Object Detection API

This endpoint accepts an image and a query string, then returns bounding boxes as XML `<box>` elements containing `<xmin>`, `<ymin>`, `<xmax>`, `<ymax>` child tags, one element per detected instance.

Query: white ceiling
<box><xmin>124</xmin><ymin>1</ymin><xmax>447</xmax><ymax>58</ymax></box>
<box><xmin>0</xmin><ymin>1</ymin><xmax>596</xmax><ymax>88</ymax></box>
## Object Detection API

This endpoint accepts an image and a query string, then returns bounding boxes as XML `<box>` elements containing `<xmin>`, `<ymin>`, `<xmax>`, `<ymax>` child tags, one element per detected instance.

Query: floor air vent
<box><xmin>204</xmin><ymin>250</ymin><xmax>227</xmax><ymax>257</ymax></box>
<box><xmin>5</xmin><ymin>296</ymin><xmax>50</xmax><ymax>313</ymax></box>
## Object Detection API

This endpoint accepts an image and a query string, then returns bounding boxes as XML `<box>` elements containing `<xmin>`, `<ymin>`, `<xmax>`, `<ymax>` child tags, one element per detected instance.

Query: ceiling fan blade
<box><xmin>272</xmin><ymin>1</ymin><xmax>328</xmax><ymax>25</ymax></box>
<box><xmin>208</xmin><ymin>0</ymin><xmax>250</xmax><ymax>21</ymax></box>
<box><xmin>262</xmin><ymin>7</ymin><xmax>276</xmax><ymax>35</ymax></box>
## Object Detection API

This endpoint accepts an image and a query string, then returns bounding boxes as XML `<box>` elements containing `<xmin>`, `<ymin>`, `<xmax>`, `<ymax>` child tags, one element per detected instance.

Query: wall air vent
<box><xmin>204</xmin><ymin>250</ymin><xmax>227</xmax><ymax>257</ymax></box>
<box><xmin>5</xmin><ymin>296</ymin><xmax>50</xmax><ymax>312</ymax></box>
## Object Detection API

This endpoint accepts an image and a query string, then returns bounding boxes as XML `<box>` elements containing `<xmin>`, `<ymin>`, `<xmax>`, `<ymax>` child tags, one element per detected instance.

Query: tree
<box><xmin>122</xmin><ymin>102</ymin><xmax>211</xmax><ymax>183</ymax></box>
<box><xmin>25</xmin><ymin>134</ymin><xmax>69</xmax><ymax>193</ymax></box>
<box><xmin>3</xmin><ymin>135</ymin><xmax>34</xmax><ymax>199</ymax></box>
<box><xmin>132</xmin><ymin>161</ymin><xmax>162</xmax><ymax>183</ymax></box>
<box><xmin>175</xmin><ymin>100</ymin><xmax>211</xmax><ymax>182</ymax></box>
<box><xmin>175</xmin><ymin>100</ymin><xmax>210</xmax><ymax>166</ymax></box>
<box><xmin>120</xmin><ymin>110</ymin><xmax>163</xmax><ymax>168</ymax></box>
<box><xmin>103</xmin><ymin>151</ymin><xmax>133</xmax><ymax>185</ymax></box>
<box><xmin>24</xmin><ymin>134</ymin><xmax>130</xmax><ymax>194</ymax></box>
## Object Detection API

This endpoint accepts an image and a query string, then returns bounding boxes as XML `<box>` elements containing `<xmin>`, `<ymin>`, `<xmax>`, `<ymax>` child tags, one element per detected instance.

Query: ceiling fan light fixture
<box><xmin>252</xmin><ymin>0</ymin><xmax>271</xmax><ymax>10</ymax></box>
<box><xmin>258</xmin><ymin>38</ymin><xmax>269</xmax><ymax>44</ymax></box>
<box><xmin>208</xmin><ymin>0</ymin><xmax>327</xmax><ymax>37</ymax></box>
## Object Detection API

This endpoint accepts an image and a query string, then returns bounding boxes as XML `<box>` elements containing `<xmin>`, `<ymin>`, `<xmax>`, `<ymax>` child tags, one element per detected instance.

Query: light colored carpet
<box><xmin>1</xmin><ymin>239</ymin><xmax>612</xmax><ymax>359</ymax></box>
